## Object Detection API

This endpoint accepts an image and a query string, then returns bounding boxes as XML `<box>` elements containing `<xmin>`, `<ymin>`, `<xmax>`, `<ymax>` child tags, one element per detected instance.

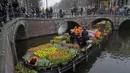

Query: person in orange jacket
<box><xmin>73</xmin><ymin>26</ymin><xmax>81</xmax><ymax>44</ymax></box>
<box><xmin>74</xmin><ymin>26</ymin><xmax>78</xmax><ymax>35</ymax></box>
<box><xmin>74</xmin><ymin>26</ymin><xmax>82</xmax><ymax>35</ymax></box>
<box><xmin>95</xmin><ymin>29</ymin><xmax>101</xmax><ymax>38</ymax></box>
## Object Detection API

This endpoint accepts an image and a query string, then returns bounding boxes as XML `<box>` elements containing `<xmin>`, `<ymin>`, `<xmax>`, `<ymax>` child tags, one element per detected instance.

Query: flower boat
<box><xmin>16</xmin><ymin>20</ymin><xmax>113</xmax><ymax>73</ymax></box>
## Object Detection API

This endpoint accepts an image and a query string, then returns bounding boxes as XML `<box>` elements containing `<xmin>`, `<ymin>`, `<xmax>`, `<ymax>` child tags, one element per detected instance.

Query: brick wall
<box><xmin>27</xmin><ymin>20</ymin><xmax>58</xmax><ymax>38</ymax></box>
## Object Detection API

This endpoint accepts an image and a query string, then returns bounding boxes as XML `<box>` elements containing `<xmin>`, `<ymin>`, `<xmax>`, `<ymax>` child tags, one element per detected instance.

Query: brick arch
<box><xmin>119</xmin><ymin>20</ymin><xmax>130</xmax><ymax>30</ymax></box>
<box><xmin>58</xmin><ymin>20</ymin><xmax>80</xmax><ymax>34</ymax></box>
<box><xmin>118</xmin><ymin>20</ymin><xmax>130</xmax><ymax>38</ymax></box>
<box><xmin>14</xmin><ymin>24</ymin><xmax>26</xmax><ymax>40</ymax></box>
<box><xmin>14</xmin><ymin>24</ymin><xmax>27</xmax><ymax>60</ymax></box>
<box><xmin>64</xmin><ymin>18</ymin><xmax>81</xmax><ymax>25</ymax></box>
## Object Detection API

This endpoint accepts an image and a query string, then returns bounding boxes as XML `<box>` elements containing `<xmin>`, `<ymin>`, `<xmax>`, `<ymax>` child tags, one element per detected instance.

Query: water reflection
<box><xmin>106</xmin><ymin>31</ymin><xmax>130</xmax><ymax>59</ymax></box>
<box><xmin>88</xmin><ymin>51</ymin><xmax>130</xmax><ymax>73</ymax></box>
<box><xmin>88</xmin><ymin>31</ymin><xmax>130</xmax><ymax>73</ymax></box>
<box><xmin>65</xmin><ymin>48</ymin><xmax>101</xmax><ymax>73</ymax></box>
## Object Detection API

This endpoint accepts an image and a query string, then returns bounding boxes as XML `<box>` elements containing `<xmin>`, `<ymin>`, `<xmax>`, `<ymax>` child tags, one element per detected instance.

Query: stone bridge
<box><xmin>0</xmin><ymin>15</ymin><xmax>130</xmax><ymax>73</ymax></box>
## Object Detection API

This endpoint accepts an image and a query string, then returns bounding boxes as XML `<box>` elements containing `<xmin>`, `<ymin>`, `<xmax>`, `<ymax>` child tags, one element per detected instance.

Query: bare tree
<box><xmin>53</xmin><ymin>0</ymin><xmax>110</xmax><ymax>11</ymax></box>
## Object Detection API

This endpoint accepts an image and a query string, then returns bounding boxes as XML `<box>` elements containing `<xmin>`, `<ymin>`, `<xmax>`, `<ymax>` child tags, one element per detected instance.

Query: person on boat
<box><xmin>74</xmin><ymin>26</ymin><xmax>80</xmax><ymax>35</ymax></box>
<box><xmin>70</xmin><ymin>29</ymin><xmax>76</xmax><ymax>44</ymax></box>
<box><xmin>78</xmin><ymin>26</ymin><xmax>82</xmax><ymax>32</ymax></box>
<box><xmin>28</xmin><ymin>56</ymin><xmax>38</xmax><ymax>65</ymax></box>
<box><xmin>74</xmin><ymin>26</ymin><xmax>82</xmax><ymax>44</ymax></box>
<box><xmin>77</xmin><ymin>26</ymin><xmax>82</xmax><ymax>45</ymax></box>
<box><xmin>64</xmin><ymin>33</ymin><xmax>70</xmax><ymax>43</ymax></box>
<box><xmin>73</xmin><ymin>26</ymin><xmax>79</xmax><ymax>43</ymax></box>
<box><xmin>78</xmin><ymin>26</ymin><xmax>83</xmax><ymax>46</ymax></box>
<box><xmin>95</xmin><ymin>29</ymin><xmax>101</xmax><ymax>38</ymax></box>
<box><xmin>81</xmin><ymin>27</ymin><xmax>89</xmax><ymax>47</ymax></box>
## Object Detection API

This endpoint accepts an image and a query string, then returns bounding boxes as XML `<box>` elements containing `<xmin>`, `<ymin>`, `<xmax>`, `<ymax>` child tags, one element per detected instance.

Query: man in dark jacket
<box><xmin>81</xmin><ymin>28</ymin><xmax>89</xmax><ymax>47</ymax></box>
<box><xmin>70</xmin><ymin>29</ymin><xmax>76</xmax><ymax>44</ymax></box>
<box><xmin>59</xmin><ymin>9</ymin><xmax>63</xmax><ymax>18</ymax></box>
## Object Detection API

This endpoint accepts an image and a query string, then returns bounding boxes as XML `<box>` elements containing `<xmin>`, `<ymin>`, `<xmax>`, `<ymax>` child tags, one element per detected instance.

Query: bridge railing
<box><xmin>0</xmin><ymin>12</ymin><xmax>130</xmax><ymax>27</ymax></box>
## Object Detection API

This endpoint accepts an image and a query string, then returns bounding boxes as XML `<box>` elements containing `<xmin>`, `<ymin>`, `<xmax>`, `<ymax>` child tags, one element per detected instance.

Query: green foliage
<box><xmin>92</xmin><ymin>39</ymin><xmax>100</xmax><ymax>48</ymax></box>
<box><xmin>22</xmin><ymin>52</ymin><xmax>34</xmax><ymax>61</ymax></box>
<box><xmin>53</xmin><ymin>36</ymin><xmax>65</xmax><ymax>40</ymax></box>
<box><xmin>47</xmin><ymin>49</ymin><xmax>77</xmax><ymax>66</ymax></box>
<box><xmin>15</xmin><ymin>62</ymin><xmax>37</xmax><ymax>73</ymax></box>
<box><xmin>36</xmin><ymin>59</ymin><xmax>53</xmax><ymax>68</ymax></box>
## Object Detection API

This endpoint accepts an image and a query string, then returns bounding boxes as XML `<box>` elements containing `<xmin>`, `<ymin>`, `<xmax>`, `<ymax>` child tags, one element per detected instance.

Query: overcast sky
<box><xmin>42</xmin><ymin>0</ymin><xmax>61</xmax><ymax>8</ymax></box>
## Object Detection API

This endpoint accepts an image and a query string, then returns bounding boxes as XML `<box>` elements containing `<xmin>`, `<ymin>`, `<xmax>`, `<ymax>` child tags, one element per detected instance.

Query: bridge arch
<box><xmin>119</xmin><ymin>20</ymin><xmax>130</xmax><ymax>30</ymax></box>
<box><xmin>118</xmin><ymin>20</ymin><xmax>130</xmax><ymax>38</ymax></box>
<box><xmin>15</xmin><ymin>24</ymin><xmax>26</xmax><ymax>40</ymax></box>
<box><xmin>14</xmin><ymin>24</ymin><xmax>26</xmax><ymax>61</ymax></box>
<box><xmin>90</xmin><ymin>18</ymin><xmax>113</xmax><ymax>29</ymax></box>
<box><xmin>58</xmin><ymin>21</ymin><xmax>80</xmax><ymax>34</ymax></box>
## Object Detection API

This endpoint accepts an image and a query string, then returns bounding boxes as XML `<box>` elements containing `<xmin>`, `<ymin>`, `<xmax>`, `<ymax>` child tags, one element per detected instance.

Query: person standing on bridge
<box><xmin>59</xmin><ymin>9</ymin><xmax>64</xmax><ymax>18</ymax></box>
<box><xmin>80</xmin><ymin>8</ymin><xmax>83</xmax><ymax>16</ymax></box>
<box><xmin>46</xmin><ymin>8</ymin><xmax>49</xmax><ymax>18</ymax></box>
<box><xmin>12</xmin><ymin>1</ymin><xmax>19</xmax><ymax>17</ymax></box>
<box><xmin>73</xmin><ymin>7</ymin><xmax>77</xmax><ymax>16</ymax></box>
<box><xmin>71</xmin><ymin>9</ymin><xmax>74</xmax><ymax>16</ymax></box>
<box><xmin>41</xmin><ymin>8</ymin><xmax>45</xmax><ymax>18</ymax></box>
<box><xmin>36</xmin><ymin>7</ymin><xmax>40</xmax><ymax>17</ymax></box>
<box><xmin>49</xmin><ymin>7</ymin><xmax>53</xmax><ymax>18</ymax></box>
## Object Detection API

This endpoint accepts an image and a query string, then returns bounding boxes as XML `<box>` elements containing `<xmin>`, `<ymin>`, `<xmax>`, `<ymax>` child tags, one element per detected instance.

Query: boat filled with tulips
<box><xmin>16</xmin><ymin>20</ymin><xmax>112</xmax><ymax>73</ymax></box>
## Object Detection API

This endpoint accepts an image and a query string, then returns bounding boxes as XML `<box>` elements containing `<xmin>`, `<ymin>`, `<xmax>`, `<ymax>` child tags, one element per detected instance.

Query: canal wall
<box><xmin>26</xmin><ymin>19</ymin><xmax>59</xmax><ymax>38</ymax></box>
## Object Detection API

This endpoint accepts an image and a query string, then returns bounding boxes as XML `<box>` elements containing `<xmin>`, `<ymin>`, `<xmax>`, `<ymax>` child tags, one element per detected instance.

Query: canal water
<box><xmin>16</xmin><ymin>30</ymin><xmax>130</xmax><ymax>73</ymax></box>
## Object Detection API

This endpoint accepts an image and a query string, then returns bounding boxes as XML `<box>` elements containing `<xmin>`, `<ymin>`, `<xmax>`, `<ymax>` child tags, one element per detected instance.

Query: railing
<box><xmin>0</xmin><ymin>13</ymin><xmax>128</xmax><ymax>21</ymax></box>
<box><xmin>0</xmin><ymin>12</ymin><xmax>130</xmax><ymax>29</ymax></box>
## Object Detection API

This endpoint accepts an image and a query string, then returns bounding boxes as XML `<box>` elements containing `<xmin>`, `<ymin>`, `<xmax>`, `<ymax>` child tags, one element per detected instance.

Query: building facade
<box><xmin>118</xmin><ymin>0</ymin><xmax>128</xmax><ymax>7</ymax></box>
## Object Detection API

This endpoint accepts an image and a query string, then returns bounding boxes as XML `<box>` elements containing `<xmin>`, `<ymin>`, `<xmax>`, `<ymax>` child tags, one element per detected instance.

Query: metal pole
<box><xmin>46</xmin><ymin>0</ymin><xmax>48</xmax><ymax>8</ymax></box>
